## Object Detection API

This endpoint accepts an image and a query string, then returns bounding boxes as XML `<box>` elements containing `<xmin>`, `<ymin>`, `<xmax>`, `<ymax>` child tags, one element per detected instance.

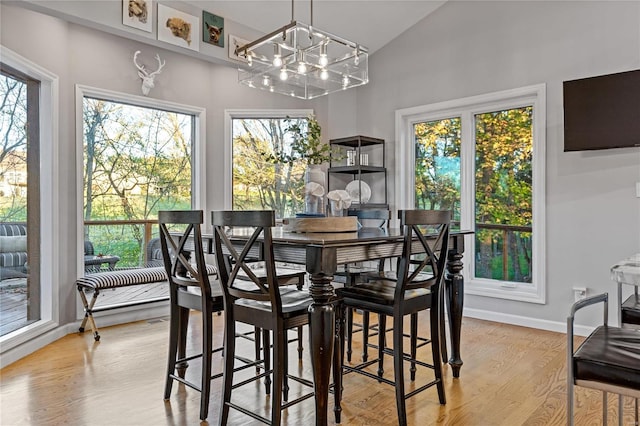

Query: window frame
<box><xmin>223</xmin><ymin>109</ymin><xmax>313</xmax><ymax>209</ymax></box>
<box><xmin>74</xmin><ymin>85</ymin><xmax>206</xmax><ymax>298</ymax></box>
<box><xmin>0</xmin><ymin>46</ymin><xmax>59</xmax><ymax>354</ymax></box>
<box><xmin>395</xmin><ymin>84</ymin><xmax>546</xmax><ymax>303</ymax></box>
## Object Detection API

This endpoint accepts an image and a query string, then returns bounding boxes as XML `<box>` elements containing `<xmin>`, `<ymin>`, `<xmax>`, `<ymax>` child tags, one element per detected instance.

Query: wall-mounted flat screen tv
<box><xmin>563</xmin><ymin>69</ymin><xmax>640</xmax><ymax>151</ymax></box>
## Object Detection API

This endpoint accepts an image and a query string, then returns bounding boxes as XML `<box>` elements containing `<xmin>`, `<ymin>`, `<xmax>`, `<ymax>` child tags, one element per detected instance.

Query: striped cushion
<box><xmin>76</xmin><ymin>265</ymin><xmax>217</xmax><ymax>290</ymax></box>
<box><xmin>0</xmin><ymin>223</ymin><xmax>27</xmax><ymax>237</ymax></box>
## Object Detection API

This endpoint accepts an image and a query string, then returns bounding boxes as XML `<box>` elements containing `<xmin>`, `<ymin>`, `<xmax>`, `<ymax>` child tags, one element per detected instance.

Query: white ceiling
<box><xmin>184</xmin><ymin>1</ymin><xmax>447</xmax><ymax>53</ymax></box>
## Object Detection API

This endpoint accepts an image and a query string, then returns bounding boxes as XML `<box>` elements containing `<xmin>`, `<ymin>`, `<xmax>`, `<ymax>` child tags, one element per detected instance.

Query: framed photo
<box><xmin>122</xmin><ymin>0</ymin><xmax>152</xmax><ymax>32</ymax></box>
<box><xmin>202</xmin><ymin>11</ymin><xmax>224</xmax><ymax>47</ymax></box>
<box><xmin>157</xmin><ymin>4</ymin><xmax>200</xmax><ymax>51</ymax></box>
<box><xmin>228</xmin><ymin>34</ymin><xmax>250</xmax><ymax>63</ymax></box>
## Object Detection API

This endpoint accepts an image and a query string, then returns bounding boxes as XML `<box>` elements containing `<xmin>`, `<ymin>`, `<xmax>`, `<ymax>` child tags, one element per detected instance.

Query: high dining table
<box><xmin>202</xmin><ymin>226</ymin><xmax>472</xmax><ymax>426</ymax></box>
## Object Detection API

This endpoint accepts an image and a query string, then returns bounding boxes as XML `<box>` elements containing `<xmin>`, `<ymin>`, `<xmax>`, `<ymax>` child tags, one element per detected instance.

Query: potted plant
<box><xmin>263</xmin><ymin>114</ymin><xmax>336</xmax><ymax>215</ymax></box>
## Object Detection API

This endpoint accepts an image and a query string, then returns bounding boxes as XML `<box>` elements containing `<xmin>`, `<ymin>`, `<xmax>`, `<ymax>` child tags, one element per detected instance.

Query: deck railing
<box><xmin>84</xmin><ymin>219</ymin><xmax>159</xmax><ymax>268</ymax></box>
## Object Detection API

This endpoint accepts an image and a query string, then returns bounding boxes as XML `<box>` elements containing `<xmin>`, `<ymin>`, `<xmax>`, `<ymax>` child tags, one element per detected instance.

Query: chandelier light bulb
<box><xmin>247</xmin><ymin>54</ymin><xmax>253</xmax><ymax>67</ymax></box>
<box><xmin>273</xmin><ymin>44</ymin><xmax>283</xmax><ymax>67</ymax></box>
<box><xmin>262</xmin><ymin>75</ymin><xmax>270</xmax><ymax>86</ymax></box>
<box><xmin>319</xmin><ymin>44</ymin><xmax>328</xmax><ymax>66</ymax></box>
<box><xmin>280</xmin><ymin>67</ymin><xmax>288</xmax><ymax>81</ymax></box>
<box><xmin>297</xmin><ymin>61</ymin><xmax>307</xmax><ymax>74</ymax></box>
<box><xmin>269</xmin><ymin>86</ymin><xmax>274</xmax><ymax>92</ymax></box>
<box><xmin>320</xmin><ymin>69</ymin><xmax>329</xmax><ymax>80</ymax></box>
<box><xmin>342</xmin><ymin>75</ymin><xmax>349</xmax><ymax>87</ymax></box>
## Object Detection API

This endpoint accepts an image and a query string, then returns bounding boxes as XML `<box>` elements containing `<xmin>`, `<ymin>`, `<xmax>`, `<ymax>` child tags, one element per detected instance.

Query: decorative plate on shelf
<box><xmin>345</xmin><ymin>180</ymin><xmax>372</xmax><ymax>204</ymax></box>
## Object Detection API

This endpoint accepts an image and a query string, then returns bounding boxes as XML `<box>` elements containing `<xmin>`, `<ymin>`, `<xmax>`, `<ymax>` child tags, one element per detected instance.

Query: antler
<box><xmin>133</xmin><ymin>50</ymin><xmax>148</xmax><ymax>76</ymax></box>
<box><xmin>148</xmin><ymin>54</ymin><xmax>166</xmax><ymax>77</ymax></box>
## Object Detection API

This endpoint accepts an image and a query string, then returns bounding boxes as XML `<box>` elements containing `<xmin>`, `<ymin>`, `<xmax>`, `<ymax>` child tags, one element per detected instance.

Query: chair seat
<box><xmin>621</xmin><ymin>294</ymin><xmax>640</xmax><ymax>325</ymax></box>
<box><xmin>336</xmin><ymin>279</ymin><xmax>431</xmax><ymax>306</ymax></box>
<box><xmin>236</xmin><ymin>287</ymin><xmax>312</xmax><ymax>315</ymax></box>
<box><xmin>238</xmin><ymin>264</ymin><xmax>305</xmax><ymax>287</ymax></box>
<box><xmin>574</xmin><ymin>325</ymin><xmax>640</xmax><ymax>390</ymax></box>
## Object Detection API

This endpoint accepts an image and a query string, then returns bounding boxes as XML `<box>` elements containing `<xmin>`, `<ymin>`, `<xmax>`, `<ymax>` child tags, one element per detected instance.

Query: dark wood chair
<box><xmin>567</xmin><ymin>293</ymin><xmax>640</xmax><ymax>425</ymax></box>
<box><xmin>212</xmin><ymin>210</ymin><xmax>315</xmax><ymax>425</ymax></box>
<box><xmin>336</xmin><ymin>209</ymin><xmax>451</xmax><ymax>426</ymax></box>
<box><xmin>159</xmin><ymin>210</ymin><xmax>241</xmax><ymax>422</ymax></box>
<box><xmin>337</xmin><ymin>208</ymin><xmax>392</xmax><ymax>362</ymax></box>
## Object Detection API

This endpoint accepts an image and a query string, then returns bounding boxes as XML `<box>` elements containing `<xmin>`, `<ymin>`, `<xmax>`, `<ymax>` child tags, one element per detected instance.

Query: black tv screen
<box><xmin>563</xmin><ymin>69</ymin><xmax>640</xmax><ymax>151</ymax></box>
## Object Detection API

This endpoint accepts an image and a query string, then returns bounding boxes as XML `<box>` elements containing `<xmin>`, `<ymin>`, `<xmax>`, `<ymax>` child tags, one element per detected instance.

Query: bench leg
<box><xmin>77</xmin><ymin>285</ymin><xmax>101</xmax><ymax>341</ymax></box>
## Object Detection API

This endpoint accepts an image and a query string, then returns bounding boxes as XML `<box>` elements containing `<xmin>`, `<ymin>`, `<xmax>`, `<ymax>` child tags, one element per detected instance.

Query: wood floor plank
<box><xmin>0</xmin><ymin>312</ymin><xmax>632</xmax><ymax>425</ymax></box>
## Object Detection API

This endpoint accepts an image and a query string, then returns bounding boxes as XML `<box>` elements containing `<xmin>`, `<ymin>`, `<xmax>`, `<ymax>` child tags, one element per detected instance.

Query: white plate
<box><xmin>345</xmin><ymin>180</ymin><xmax>372</xmax><ymax>204</ymax></box>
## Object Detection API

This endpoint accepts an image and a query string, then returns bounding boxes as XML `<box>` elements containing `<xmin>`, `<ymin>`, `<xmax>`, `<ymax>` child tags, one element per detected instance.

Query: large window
<box><xmin>396</xmin><ymin>85</ymin><xmax>545</xmax><ymax>302</ymax></box>
<box><xmin>225</xmin><ymin>109</ymin><xmax>312</xmax><ymax>218</ymax></box>
<box><xmin>76</xmin><ymin>85</ymin><xmax>205</xmax><ymax>307</ymax></box>
<box><xmin>0</xmin><ymin>47</ymin><xmax>57</xmax><ymax>352</ymax></box>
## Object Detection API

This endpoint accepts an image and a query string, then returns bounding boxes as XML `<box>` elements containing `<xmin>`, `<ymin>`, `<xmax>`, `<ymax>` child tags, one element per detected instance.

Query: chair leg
<box><xmin>254</xmin><ymin>326</ymin><xmax>262</xmax><ymax>373</ymax></box>
<box><xmin>430</xmin><ymin>304</ymin><xmax>446</xmax><ymax>405</ymax></box>
<box><xmin>378</xmin><ymin>314</ymin><xmax>386</xmax><ymax>379</ymax></box>
<box><xmin>164</xmin><ymin>302</ymin><xmax>180</xmax><ymax>399</ymax></box>
<box><xmin>410</xmin><ymin>313</ymin><xmax>418</xmax><ymax>381</ymax></box>
<box><xmin>333</xmin><ymin>301</ymin><xmax>344</xmax><ymax>424</ymax></box>
<box><xmin>200</xmin><ymin>305</ymin><xmax>213</xmax><ymax>421</ymax></box>
<box><xmin>283</xmin><ymin>329</ymin><xmax>289</xmax><ymax>402</ymax></box>
<box><xmin>271</xmin><ymin>328</ymin><xmax>285</xmax><ymax>426</ymax></box>
<box><xmin>362</xmin><ymin>311</ymin><xmax>370</xmax><ymax>362</ymax></box>
<box><xmin>393</xmin><ymin>314</ymin><xmax>408</xmax><ymax>426</ymax></box>
<box><xmin>440</xmin><ymin>285</ymin><xmax>449</xmax><ymax>364</ymax></box>
<box><xmin>220</xmin><ymin>310</ymin><xmax>236</xmax><ymax>426</ymax></box>
<box><xmin>263</xmin><ymin>330</ymin><xmax>272</xmax><ymax>394</ymax></box>
<box><xmin>603</xmin><ymin>391</ymin><xmax>608</xmax><ymax>425</ymax></box>
<box><xmin>297</xmin><ymin>325</ymin><xmax>304</xmax><ymax>360</ymax></box>
<box><xmin>177</xmin><ymin>306</ymin><xmax>190</xmax><ymax>378</ymax></box>
<box><xmin>346</xmin><ymin>307</ymin><xmax>354</xmax><ymax>362</ymax></box>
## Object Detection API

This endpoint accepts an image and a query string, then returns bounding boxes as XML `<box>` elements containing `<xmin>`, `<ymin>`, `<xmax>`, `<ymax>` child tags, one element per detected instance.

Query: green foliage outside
<box><xmin>414</xmin><ymin>107</ymin><xmax>533</xmax><ymax>283</ymax></box>
<box><xmin>82</xmin><ymin>97</ymin><xmax>193</xmax><ymax>267</ymax></box>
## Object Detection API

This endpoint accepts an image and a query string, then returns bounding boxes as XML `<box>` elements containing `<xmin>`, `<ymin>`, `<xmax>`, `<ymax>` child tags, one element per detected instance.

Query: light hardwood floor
<box><xmin>0</xmin><ymin>312</ymin><xmax>636</xmax><ymax>425</ymax></box>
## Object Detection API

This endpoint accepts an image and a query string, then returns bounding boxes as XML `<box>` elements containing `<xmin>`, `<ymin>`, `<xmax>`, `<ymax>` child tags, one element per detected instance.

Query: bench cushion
<box><xmin>76</xmin><ymin>265</ymin><xmax>217</xmax><ymax>290</ymax></box>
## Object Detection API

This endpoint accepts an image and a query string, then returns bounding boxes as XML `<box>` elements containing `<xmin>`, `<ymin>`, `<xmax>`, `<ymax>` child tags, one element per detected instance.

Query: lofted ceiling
<box><xmin>184</xmin><ymin>0</ymin><xmax>447</xmax><ymax>54</ymax></box>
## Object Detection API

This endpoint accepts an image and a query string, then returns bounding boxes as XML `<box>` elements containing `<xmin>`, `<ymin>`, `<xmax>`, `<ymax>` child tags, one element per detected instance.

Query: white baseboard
<box><xmin>463</xmin><ymin>307</ymin><xmax>595</xmax><ymax>337</ymax></box>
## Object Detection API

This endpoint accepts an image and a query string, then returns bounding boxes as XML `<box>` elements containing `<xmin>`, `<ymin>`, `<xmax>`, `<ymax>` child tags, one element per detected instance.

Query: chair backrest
<box><xmin>158</xmin><ymin>210</ymin><xmax>214</xmax><ymax>299</ymax></box>
<box><xmin>211</xmin><ymin>210</ymin><xmax>283</xmax><ymax>313</ymax></box>
<box><xmin>395</xmin><ymin>210</ymin><xmax>451</xmax><ymax>296</ymax></box>
<box><xmin>348</xmin><ymin>208</ymin><xmax>390</xmax><ymax>229</ymax></box>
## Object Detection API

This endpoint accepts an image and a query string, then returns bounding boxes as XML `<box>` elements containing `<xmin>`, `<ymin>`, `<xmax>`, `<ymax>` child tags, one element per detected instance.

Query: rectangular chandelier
<box><xmin>235</xmin><ymin>20</ymin><xmax>369</xmax><ymax>100</ymax></box>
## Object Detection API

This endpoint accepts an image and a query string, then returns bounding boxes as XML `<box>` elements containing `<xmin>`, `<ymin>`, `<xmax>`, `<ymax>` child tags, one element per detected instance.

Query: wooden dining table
<box><xmin>202</xmin><ymin>226</ymin><xmax>472</xmax><ymax>426</ymax></box>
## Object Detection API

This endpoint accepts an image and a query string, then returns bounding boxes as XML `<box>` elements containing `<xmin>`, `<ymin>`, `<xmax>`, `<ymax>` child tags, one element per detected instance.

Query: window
<box><xmin>0</xmin><ymin>46</ymin><xmax>57</xmax><ymax>350</ymax></box>
<box><xmin>76</xmin><ymin>85</ymin><xmax>205</xmax><ymax>307</ymax></box>
<box><xmin>396</xmin><ymin>85</ymin><xmax>546</xmax><ymax>303</ymax></box>
<box><xmin>224</xmin><ymin>109</ymin><xmax>312</xmax><ymax>218</ymax></box>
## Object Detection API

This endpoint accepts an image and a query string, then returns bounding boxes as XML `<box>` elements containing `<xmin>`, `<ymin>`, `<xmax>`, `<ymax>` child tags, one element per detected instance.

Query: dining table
<box><xmin>202</xmin><ymin>225</ymin><xmax>472</xmax><ymax>426</ymax></box>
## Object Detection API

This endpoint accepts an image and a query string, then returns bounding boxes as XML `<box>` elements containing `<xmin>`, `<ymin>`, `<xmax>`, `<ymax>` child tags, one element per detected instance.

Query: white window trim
<box><xmin>395</xmin><ymin>84</ymin><xmax>546</xmax><ymax>304</ymax></box>
<box><xmin>0</xmin><ymin>46</ymin><xmax>59</xmax><ymax>355</ymax></box>
<box><xmin>223</xmin><ymin>109</ymin><xmax>313</xmax><ymax>209</ymax></box>
<box><xmin>74</xmin><ymin>85</ymin><xmax>206</xmax><ymax>290</ymax></box>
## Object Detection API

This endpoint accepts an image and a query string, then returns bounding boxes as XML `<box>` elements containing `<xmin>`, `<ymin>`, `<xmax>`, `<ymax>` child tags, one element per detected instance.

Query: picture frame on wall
<box><xmin>202</xmin><ymin>11</ymin><xmax>224</xmax><ymax>47</ymax></box>
<box><xmin>228</xmin><ymin>34</ymin><xmax>250</xmax><ymax>62</ymax></box>
<box><xmin>122</xmin><ymin>0</ymin><xmax>153</xmax><ymax>32</ymax></box>
<box><xmin>157</xmin><ymin>4</ymin><xmax>200</xmax><ymax>51</ymax></box>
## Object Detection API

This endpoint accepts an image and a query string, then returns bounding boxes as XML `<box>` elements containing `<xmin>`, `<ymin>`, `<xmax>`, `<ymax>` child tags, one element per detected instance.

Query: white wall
<box><xmin>354</xmin><ymin>0</ymin><xmax>640</xmax><ymax>329</ymax></box>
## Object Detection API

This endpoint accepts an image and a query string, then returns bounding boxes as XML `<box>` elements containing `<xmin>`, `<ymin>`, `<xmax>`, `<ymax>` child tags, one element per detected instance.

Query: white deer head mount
<box><xmin>133</xmin><ymin>50</ymin><xmax>165</xmax><ymax>96</ymax></box>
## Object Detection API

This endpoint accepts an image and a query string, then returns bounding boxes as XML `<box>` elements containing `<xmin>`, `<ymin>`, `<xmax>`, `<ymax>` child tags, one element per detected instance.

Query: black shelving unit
<box><xmin>328</xmin><ymin>135</ymin><xmax>388</xmax><ymax>209</ymax></box>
